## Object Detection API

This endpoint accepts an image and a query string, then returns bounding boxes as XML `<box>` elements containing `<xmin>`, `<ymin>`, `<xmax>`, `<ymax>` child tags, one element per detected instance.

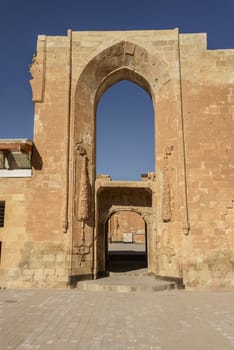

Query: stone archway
<box><xmin>94</xmin><ymin>177</ymin><xmax>154</xmax><ymax>277</ymax></box>
<box><xmin>70</xmin><ymin>42</ymin><xmax>163</xmax><ymax>280</ymax></box>
<box><xmin>69</xmin><ymin>36</ymin><xmax>188</xmax><ymax>283</ymax></box>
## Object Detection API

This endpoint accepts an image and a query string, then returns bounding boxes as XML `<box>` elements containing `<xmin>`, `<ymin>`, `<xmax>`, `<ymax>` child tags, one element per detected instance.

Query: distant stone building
<box><xmin>108</xmin><ymin>211</ymin><xmax>145</xmax><ymax>243</ymax></box>
<box><xmin>0</xmin><ymin>29</ymin><xmax>233</xmax><ymax>289</ymax></box>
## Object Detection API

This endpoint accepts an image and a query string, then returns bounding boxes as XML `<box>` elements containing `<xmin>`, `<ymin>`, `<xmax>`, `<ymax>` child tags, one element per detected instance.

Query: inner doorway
<box><xmin>105</xmin><ymin>210</ymin><xmax>147</xmax><ymax>273</ymax></box>
<box><xmin>95</xmin><ymin>182</ymin><xmax>153</xmax><ymax>278</ymax></box>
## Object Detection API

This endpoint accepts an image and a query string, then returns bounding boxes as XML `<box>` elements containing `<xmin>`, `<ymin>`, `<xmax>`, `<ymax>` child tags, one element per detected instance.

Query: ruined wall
<box><xmin>0</xmin><ymin>29</ymin><xmax>233</xmax><ymax>289</ymax></box>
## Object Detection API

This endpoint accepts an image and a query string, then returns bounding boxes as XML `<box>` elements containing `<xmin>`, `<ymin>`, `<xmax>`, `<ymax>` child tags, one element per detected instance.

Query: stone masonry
<box><xmin>0</xmin><ymin>29</ymin><xmax>233</xmax><ymax>289</ymax></box>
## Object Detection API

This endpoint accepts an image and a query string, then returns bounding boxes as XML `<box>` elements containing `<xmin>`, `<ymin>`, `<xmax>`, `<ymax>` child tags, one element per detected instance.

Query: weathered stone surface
<box><xmin>0</xmin><ymin>29</ymin><xmax>233</xmax><ymax>289</ymax></box>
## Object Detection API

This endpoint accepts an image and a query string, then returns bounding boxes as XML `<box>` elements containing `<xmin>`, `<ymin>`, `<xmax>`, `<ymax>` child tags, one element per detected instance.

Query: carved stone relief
<box><xmin>76</xmin><ymin>144</ymin><xmax>89</xmax><ymax>222</ymax></box>
<box><xmin>162</xmin><ymin>146</ymin><xmax>173</xmax><ymax>222</ymax></box>
<box><xmin>74</xmin><ymin>142</ymin><xmax>91</xmax><ymax>264</ymax></box>
<box><xmin>73</xmin><ymin>242</ymin><xmax>91</xmax><ymax>264</ymax></box>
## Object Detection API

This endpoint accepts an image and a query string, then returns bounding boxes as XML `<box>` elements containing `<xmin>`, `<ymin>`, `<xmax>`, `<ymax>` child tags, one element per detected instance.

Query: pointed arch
<box><xmin>75</xmin><ymin>40</ymin><xmax>169</xmax><ymax>115</ymax></box>
<box><xmin>73</xmin><ymin>41</ymin><xmax>168</xmax><ymax>173</ymax></box>
<box><xmin>71</xmin><ymin>40</ymin><xmax>169</xmax><ymax>279</ymax></box>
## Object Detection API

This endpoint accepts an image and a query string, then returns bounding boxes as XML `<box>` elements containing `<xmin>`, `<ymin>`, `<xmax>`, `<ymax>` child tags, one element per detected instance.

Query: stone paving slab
<box><xmin>0</xmin><ymin>288</ymin><xmax>234</xmax><ymax>350</ymax></box>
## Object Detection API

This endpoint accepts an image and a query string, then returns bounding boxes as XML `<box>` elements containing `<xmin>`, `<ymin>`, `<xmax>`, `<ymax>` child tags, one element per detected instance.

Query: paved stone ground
<box><xmin>1</xmin><ymin>289</ymin><xmax>234</xmax><ymax>350</ymax></box>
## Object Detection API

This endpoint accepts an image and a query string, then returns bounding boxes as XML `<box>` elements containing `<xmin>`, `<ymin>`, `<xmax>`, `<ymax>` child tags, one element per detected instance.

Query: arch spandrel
<box><xmin>75</xmin><ymin>41</ymin><xmax>168</xmax><ymax>107</ymax></box>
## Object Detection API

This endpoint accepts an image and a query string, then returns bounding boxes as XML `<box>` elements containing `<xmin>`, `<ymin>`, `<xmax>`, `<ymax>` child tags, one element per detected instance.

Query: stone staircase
<box><xmin>76</xmin><ymin>248</ymin><xmax>179</xmax><ymax>293</ymax></box>
<box><xmin>76</xmin><ymin>268</ymin><xmax>176</xmax><ymax>293</ymax></box>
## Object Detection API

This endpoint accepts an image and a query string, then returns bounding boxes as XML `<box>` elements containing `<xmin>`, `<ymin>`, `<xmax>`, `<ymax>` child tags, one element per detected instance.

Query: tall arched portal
<box><xmin>70</xmin><ymin>37</ymin><xmax>189</xmax><ymax>283</ymax></box>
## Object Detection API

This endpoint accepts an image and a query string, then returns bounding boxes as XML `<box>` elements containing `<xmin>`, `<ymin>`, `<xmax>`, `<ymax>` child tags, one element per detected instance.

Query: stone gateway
<box><xmin>0</xmin><ymin>29</ymin><xmax>233</xmax><ymax>289</ymax></box>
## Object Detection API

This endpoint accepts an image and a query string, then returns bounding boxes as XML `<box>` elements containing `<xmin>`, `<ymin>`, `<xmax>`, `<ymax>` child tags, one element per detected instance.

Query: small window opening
<box><xmin>0</xmin><ymin>201</ymin><xmax>5</xmax><ymax>227</ymax></box>
<box><xmin>0</xmin><ymin>151</ymin><xmax>31</xmax><ymax>170</ymax></box>
<box><xmin>7</xmin><ymin>152</ymin><xmax>31</xmax><ymax>169</ymax></box>
<box><xmin>0</xmin><ymin>152</ymin><xmax>5</xmax><ymax>169</ymax></box>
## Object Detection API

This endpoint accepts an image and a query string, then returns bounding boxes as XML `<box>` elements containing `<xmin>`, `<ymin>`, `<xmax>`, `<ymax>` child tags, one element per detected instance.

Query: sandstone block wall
<box><xmin>180</xmin><ymin>35</ymin><xmax>234</xmax><ymax>288</ymax></box>
<box><xmin>0</xmin><ymin>29</ymin><xmax>233</xmax><ymax>289</ymax></box>
<box><xmin>0</xmin><ymin>178</ymin><xmax>70</xmax><ymax>288</ymax></box>
<box><xmin>0</xmin><ymin>181</ymin><xmax>28</xmax><ymax>288</ymax></box>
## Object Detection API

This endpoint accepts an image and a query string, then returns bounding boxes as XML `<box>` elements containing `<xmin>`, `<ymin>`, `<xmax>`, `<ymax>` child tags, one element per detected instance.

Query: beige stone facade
<box><xmin>0</xmin><ymin>29</ymin><xmax>233</xmax><ymax>289</ymax></box>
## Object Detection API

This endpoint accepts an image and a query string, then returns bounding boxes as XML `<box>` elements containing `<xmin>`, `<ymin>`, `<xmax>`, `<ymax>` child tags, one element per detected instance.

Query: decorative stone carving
<box><xmin>73</xmin><ymin>242</ymin><xmax>91</xmax><ymax>263</ymax></box>
<box><xmin>74</xmin><ymin>142</ymin><xmax>90</xmax><ymax>263</ymax></box>
<box><xmin>162</xmin><ymin>146</ymin><xmax>173</xmax><ymax>222</ymax></box>
<box><xmin>75</xmin><ymin>143</ymin><xmax>89</xmax><ymax>222</ymax></box>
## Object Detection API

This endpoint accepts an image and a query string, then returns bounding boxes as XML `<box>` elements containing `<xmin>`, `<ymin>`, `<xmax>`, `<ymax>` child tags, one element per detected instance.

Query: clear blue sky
<box><xmin>0</xmin><ymin>0</ymin><xmax>233</xmax><ymax>179</ymax></box>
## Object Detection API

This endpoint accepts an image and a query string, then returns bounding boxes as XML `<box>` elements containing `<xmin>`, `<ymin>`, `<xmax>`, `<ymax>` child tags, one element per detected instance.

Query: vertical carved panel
<box><xmin>75</xmin><ymin>143</ymin><xmax>89</xmax><ymax>222</ymax></box>
<box><xmin>162</xmin><ymin>146</ymin><xmax>173</xmax><ymax>222</ymax></box>
<box><xmin>74</xmin><ymin>143</ymin><xmax>91</xmax><ymax>264</ymax></box>
<box><xmin>78</xmin><ymin>155</ymin><xmax>89</xmax><ymax>222</ymax></box>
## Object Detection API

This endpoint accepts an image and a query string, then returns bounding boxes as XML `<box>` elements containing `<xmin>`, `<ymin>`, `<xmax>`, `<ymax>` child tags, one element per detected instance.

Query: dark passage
<box><xmin>107</xmin><ymin>243</ymin><xmax>147</xmax><ymax>273</ymax></box>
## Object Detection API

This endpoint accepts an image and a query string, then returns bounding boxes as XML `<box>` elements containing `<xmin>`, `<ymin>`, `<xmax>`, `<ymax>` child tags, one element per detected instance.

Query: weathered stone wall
<box><xmin>27</xmin><ymin>35</ymin><xmax>71</xmax><ymax>287</ymax></box>
<box><xmin>30</xmin><ymin>34</ymin><xmax>71</xmax><ymax>238</ymax></box>
<box><xmin>0</xmin><ymin>178</ymin><xmax>70</xmax><ymax>288</ymax></box>
<box><xmin>0</xmin><ymin>180</ymin><xmax>28</xmax><ymax>288</ymax></box>
<box><xmin>179</xmin><ymin>34</ymin><xmax>234</xmax><ymax>288</ymax></box>
<box><xmin>0</xmin><ymin>29</ymin><xmax>233</xmax><ymax>289</ymax></box>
